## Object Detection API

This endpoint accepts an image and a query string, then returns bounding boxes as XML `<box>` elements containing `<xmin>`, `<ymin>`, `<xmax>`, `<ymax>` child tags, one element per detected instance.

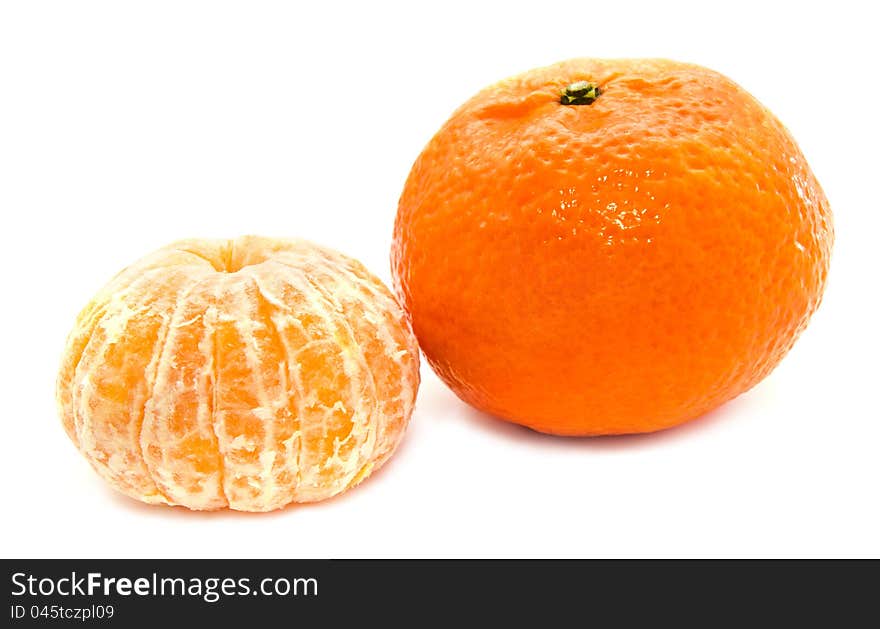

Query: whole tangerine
<box><xmin>57</xmin><ymin>236</ymin><xmax>419</xmax><ymax>511</ymax></box>
<box><xmin>392</xmin><ymin>58</ymin><xmax>833</xmax><ymax>436</ymax></box>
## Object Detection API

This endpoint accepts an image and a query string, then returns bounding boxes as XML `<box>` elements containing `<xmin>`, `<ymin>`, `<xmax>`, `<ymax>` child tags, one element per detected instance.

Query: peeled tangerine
<box><xmin>57</xmin><ymin>236</ymin><xmax>420</xmax><ymax>511</ymax></box>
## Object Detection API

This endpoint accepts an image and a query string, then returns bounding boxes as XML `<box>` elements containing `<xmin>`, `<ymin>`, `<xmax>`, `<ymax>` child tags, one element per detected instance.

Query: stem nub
<box><xmin>560</xmin><ymin>81</ymin><xmax>601</xmax><ymax>106</ymax></box>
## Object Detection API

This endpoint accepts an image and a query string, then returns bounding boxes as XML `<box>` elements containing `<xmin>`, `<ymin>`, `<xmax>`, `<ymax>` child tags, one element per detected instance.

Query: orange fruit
<box><xmin>57</xmin><ymin>236</ymin><xmax>419</xmax><ymax>511</ymax></box>
<box><xmin>392</xmin><ymin>58</ymin><xmax>833</xmax><ymax>436</ymax></box>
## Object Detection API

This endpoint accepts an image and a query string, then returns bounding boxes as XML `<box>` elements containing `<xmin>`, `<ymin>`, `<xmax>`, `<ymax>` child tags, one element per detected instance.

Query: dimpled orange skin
<box><xmin>57</xmin><ymin>236</ymin><xmax>419</xmax><ymax>511</ymax></box>
<box><xmin>392</xmin><ymin>58</ymin><xmax>833</xmax><ymax>436</ymax></box>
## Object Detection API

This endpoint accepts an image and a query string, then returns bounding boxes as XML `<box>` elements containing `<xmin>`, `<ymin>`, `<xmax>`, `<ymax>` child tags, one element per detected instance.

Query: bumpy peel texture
<box><xmin>57</xmin><ymin>236</ymin><xmax>420</xmax><ymax>511</ymax></box>
<box><xmin>392</xmin><ymin>58</ymin><xmax>833</xmax><ymax>435</ymax></box>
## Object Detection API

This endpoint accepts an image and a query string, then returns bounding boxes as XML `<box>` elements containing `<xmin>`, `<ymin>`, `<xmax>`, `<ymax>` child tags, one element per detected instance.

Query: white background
<box><xmin>1</xmin><ymin>1</ymin><xmax>877</xmax><ymax>558</ymax></box>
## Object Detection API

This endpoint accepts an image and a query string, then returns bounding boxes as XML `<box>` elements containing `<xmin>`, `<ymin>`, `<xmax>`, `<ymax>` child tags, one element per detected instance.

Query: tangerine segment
<box><xmin>57</xmin><ymin>236</ymin><xmax>419</xmax><ymax>511</ymax></box>
<box><xmin>392</xmin><ymin>58</ymin><xmax>833</xmax><ymax>436</ymax></box>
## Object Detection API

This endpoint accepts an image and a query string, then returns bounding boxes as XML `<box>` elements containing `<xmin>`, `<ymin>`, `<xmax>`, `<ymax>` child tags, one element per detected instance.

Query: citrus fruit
<box><xmin>392</xmin><ymin>58</ymin><xmax>832</xmax><ymax>436</ymax></box>
<box><xmin>57</xmin><ymin>236</ymin><xmax>420</xmax><ymax>511</ymax></box>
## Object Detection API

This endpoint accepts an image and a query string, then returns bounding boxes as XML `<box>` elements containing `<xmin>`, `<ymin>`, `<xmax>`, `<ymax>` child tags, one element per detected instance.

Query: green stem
<box><xmin>560</xmin><ymin>81</ymin><xmax>601</xmax><ymax>106</ymax></box>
